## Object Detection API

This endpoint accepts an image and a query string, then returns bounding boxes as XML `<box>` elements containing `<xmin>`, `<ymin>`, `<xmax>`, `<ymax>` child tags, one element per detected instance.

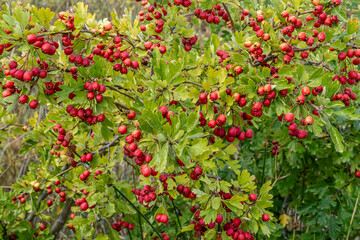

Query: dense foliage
<box><xmin>0</xmin><ymin>0</ymin><xmax>360</xmax><ymax>239</ymax></box>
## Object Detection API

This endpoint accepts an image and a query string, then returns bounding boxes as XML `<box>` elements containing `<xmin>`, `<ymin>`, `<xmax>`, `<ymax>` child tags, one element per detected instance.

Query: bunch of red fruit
<box><xmin>66</xmin><ymin>105</ymin><xmax>105</xmax><ymax>125</ymax></box>
<box><xmin>132</xmin><ymin>185</ymin><xmax>157</xmax><ymax>207</ymax></box>
<box><xmin>194</xmin><ymin>4</ymin><xmax>228</xmax><ymax>25</ymax></box>
<box><xmin>331</xmin><ymin>87</ymin><xmax>357</xmax><ymax>106</ymax></box>
<box><xmin>181</xmin><ymin>35</ymin><xmax>197</xmax><ymax>51</ymax></box>
<box><xmin>111</xmin><ymin>219</ymin><xmax>134</xmax><ymax>232</ymax></box>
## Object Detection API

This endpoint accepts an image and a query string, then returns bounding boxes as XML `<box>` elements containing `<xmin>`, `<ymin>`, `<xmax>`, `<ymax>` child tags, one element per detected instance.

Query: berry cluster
<box><xmin>66</xmin><ymin>105</ymin><xmax>105</xmax><ymax>125</ymax></box>
<box><xmin>285</xmin><ymin>112</ymin><xmax>312</xmax><ymax>139</ymax></box>
<box><xmin>176</xmin><ymin>183</ymin><xmax>196</xmax><ymax>199</ymax></box>
<box><xmin>181</xmin><ymin>35</ymin><xmax>198</xmax><ymax>51</ymax></box>
<box><xmin>132</xmin><ymin>185</ymin><xmax>157</xmax><ymax>207</ymax></box>
<box><xmin>111</xmin><ymin>219</ymin><xmax>135</xmax><ymax>232</ymax></box>
<box><xmin>270</xmin><ymin>140</ymin><xmax>281</xmax><ymax>155</ymax></box>
<box><xmin>194</xmin><ymin>5</ymin><xmax>228</xmax><ymax>25</ymax></box>
<box><xmin>140</xmin><ymin>164</ymin><xmax>158</xmax><ymax>177</ymax></box>
<box><xmin>333</xmin><ymin>71</ymin><xmax>360</xmax><ymax>85</ymax></box>
<box><xmin>155</xmin><ymin>213</ymin><xmax>169</xmax><ymax>223</ymax></box>
<box><xmin>331</xmin><ymin>87</ymin><xmax>357</xmax><ymax>106</ymax></box>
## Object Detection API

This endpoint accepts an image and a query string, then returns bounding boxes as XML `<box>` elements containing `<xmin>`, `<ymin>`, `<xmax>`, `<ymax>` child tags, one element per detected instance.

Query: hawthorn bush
<box><xmin>0</xmin><ymin>0</ymin><xmax>360</xmax><ymax>239</ymax></box>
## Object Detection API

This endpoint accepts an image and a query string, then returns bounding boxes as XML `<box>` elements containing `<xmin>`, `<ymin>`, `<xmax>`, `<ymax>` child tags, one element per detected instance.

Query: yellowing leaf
<box><xmin>279</xmin><ymin>214</ymin><xmax>291</xmax><ymax>228</ymax></box>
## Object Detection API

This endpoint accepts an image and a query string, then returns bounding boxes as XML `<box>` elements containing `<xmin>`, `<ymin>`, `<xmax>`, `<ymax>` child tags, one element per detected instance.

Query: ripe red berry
<box><xmin>140</xmin><ymin>165</ymin><xmax>151</xmax><ymax>177</ymax></box>
<box><xmin>29</xmin><ymin>99</ymin><xmax>38</xmax><ymax>109</ymax></box>
<box><xmin>80</xmin><ymin>202</ymin><xmax>89</xmax><ymax>211</ymax></box>
<box><xmin>249</xmin><ymin>193</ymin><xmax>257</xmax><ymax>202</ymax></box>
<box><xmin>284</xmin><ymin>113</ymin><xmax>294</xmax><ymax>122</ymax></box>
<box><xmin>26</xmin><ymin>34</ymin><xmax>37</xmax><ymax>44</ymax></box>
<box><xmin>210</xmin><ymin>92</ymin><xmax>218</xmax><ymax>101</ymax></box>
<box><xmin>262</xmin><ymin>213</ymin><xmax>270</xmax><ymax>221</ymax></box>
<box><xmin>118</xmin><ymin>125</ymin><xmax>127</xmax><ymax>135</ymax></box>
<box><xmin>127</xmin><ymin>110</ymin><xmax>136</xmax><ymax>120</ymax></box>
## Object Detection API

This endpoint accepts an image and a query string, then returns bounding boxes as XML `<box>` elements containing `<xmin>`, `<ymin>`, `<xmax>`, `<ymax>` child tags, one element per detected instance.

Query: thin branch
<box><xmin>49</xmin><ymin>198</ymin><xmax>75</xmax><ymax>235</ymax></box>
<box><xmin>114</xmin><ymin>101</ymin><xmax>130</xmax><ymax>110</ymax></box>
<box><xmin>108</xmin><ymin>86</ymin><xmax>136</xmax><ymax>101</ymax></box>
<box><xmin>346</xmin><ymin>195</ymin><xmax>359</xmax><ymax>240</ymax></box>
<box><xmin>222</xmin><ymin>3</ymin><xmax>236</xmax><ymax>31</ymax></box>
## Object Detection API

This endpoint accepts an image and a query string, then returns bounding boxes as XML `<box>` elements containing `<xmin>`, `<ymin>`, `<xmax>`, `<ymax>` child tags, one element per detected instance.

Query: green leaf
<box><xmin>328</xmin><ymin>216</ymin><xmax>340</xmax><ymax>239</ymax></box>
<box><xmin>30</xmin><ymin>7</ymin><xmax>55</xmax><ymax>29</ymax></box>
<box><xmin>277</xmin><ymin>66</ymin><xmax>295</xmax><ymax>77</ymax></box>
<box><xmin>347</xmin><ymin>18</ymin><xmax>360</xmax><ymax>35</ymax></box>
<box><xmin>181</xmin><ymin>224</ymin><xmax>195</xmax><ymax>232</ymax></box>
<box><xmin>329</xmin><ymin>125</ymin><xmax>344</xmax><ymax>153</ymax></box>
<box><xmin>150</xmin><ymin>143</ymin><xmax>169</xmax><ymax>173</ymax></box>
<box><xmin>211</xmin><ymin>197</ymin><xmax>221</xmax><ymax>210</ymax></box>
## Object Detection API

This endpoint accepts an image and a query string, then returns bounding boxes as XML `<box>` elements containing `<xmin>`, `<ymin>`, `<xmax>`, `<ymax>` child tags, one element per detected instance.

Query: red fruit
<box><xmin>144</xmin><ymin>155</ymin><xmax>152</xmax><ymax>163</ymax></box>
<box><xmin>29</xmin><ymin>100</ymin><xmax>38</xmax><ymax>109</ymax></box>
<box><xmin>210</xmin><ymin>92</ymin><xmax>218</xmax><ymax>100</ymax></box>
<box><xmin>2</xmin><ymin>90</ymin><xmax>11</xmax><ymax>98</ymax></box>
<box><xmin>199</xmin><ymin>93</ymin><xmax>207</xmax><ymax>103</ymax></box>
<box><xmin>39</xmin><ymin>70</ymin><xmax>47</xmax><ymax>78</ymax></box>
<box><xmin>85</xmin><ymin>153</ymin><xmax>93</xmax><ymax>162</ymax></box>
<box><xmin>159</xmin><ymin>173</ymin><xmax>168</xmax><ymax>182</ymax></box>
<box><xmin>211</xmin><ymin>215</ymin><xmax>222</xmax><ymax>226</ymax></box>
<box><xmin>284</xmin><ymin>113</ymin><xmax>294</xmax><ymax>122</ymax></box>
<box><xmin>166</xmin><ymin>111</ymin><xmax>174</xmax><ymax>120</ymax></box>
<box><xmin>317</xmin><ymin>32</ymin><xmax>326</xmax><ymax>42</ymax></box>
<box><xmin>127</xmin><ymin>110</ymin><xmax>136</xmax><ymax>120</ymax></box>
<box><xmin>16</xmin><ymin>94</ymin><xmax>27</xmax><ymax>104</ymax></box>
<box><xmin>355</xmin><ymin>171</ymin><xmax>360</xmax><ymax>178</ymax></box>
<box><xmin>252</xmin><ymin>102</ymin><xmax>262</xmax><ymax>111</ymax></box>
<box><xmin>300</xmin><ymin>50</ymin><xmax>309</xmax><ymax>59</ymax></box>
<box><xmin>80</xmin><ymin>202</ymin><xmax>89</xmax><ymax>211</ymax></box>
<box><xmin>159</xmin><ymin>45</ymin><xmax>166</xmax><ymax>54</ymax></box>
<box><xmin>118</xmin><ymin>125</ymin><xmax>127</xmax><ymax>134</ymax></box>
<box><xmin>257</xmin><ymin>86</ymin><xmax>265</xmax><ymax>95</ymax></box>
<box><xmin>5</xmin><ymin>80</ymin><xmax>14</xmax><ymax>88</ymax></box>
<box><xmin>83</xmin><ymin>170</ymin><xmax>90</xmax><ymax>178</ymax></box>
<box><xmin>217</xmin><ymin>114</ymin><xmax>226</xmax><ymax>124</ymax></box>
<box><xmin>160</xmin><ymin>214</ymin><xmax>169</xmax><ymax>223</ymax></box>
<box><xmin>156</xmin><ymin>214</ymin><xmax>162</xmax><ymax>222</ymax></box>
<box><xmin>262</xmin><ymin>213</ymin><xmax>270</xmax><ymax>221</ymax></box>
<box><xmin>296</xmin><ymin>95</ymin><xmax>306</xmax><ymax>104</ymax></box>
<box><xmin>26</xmin><ymin>34</ymin><xmax>37</xmax><ymax>44</ymax></box>
<box><xmin>304</xmin><ymin>116</ymin><xmax>314</xmax><ymax>125</ymax></box>
<box><xmin>140</xmin><ymin>165</ymin><xmax>151</xmax><ymax>177</ymax></box>
<box><xmin>280</xmin><ymin>43</ymin><xmax>289</xmax><ymax>52</ymax></box>
<box><xmin>338</xmin><ymin>52</ymin><xmax>346</xmax><ymax>61</ymax></box>
<box><xmin>245</xmin><ymin>129</ymin><xmax>253</xmax><ymax>138</ymax></box>
<box><xmin>47</xmin><ymin>199</ymin><xmax>53</xmax><ymax>207</ymax></box>
<box><xmin>128</xmin><ymin>142</ymin><xmax>137</xmax><ymax>152</ymax></box>
<box><xmin>302</xmin><ymin>86</ymin><xmax>310</xmax><ymax>96</ymax></box>
<box><xmin>249</xmin><ymin>193</ymin><xmax>257</xmax><ymax>202</ymax></box>
<box><xmin>194</xmin><ymin>166</ymin><xmax>203</xmax><ymax>175</ymax></box>
<box><xmin>87</xmin><ymin>92</ymin><xmax>95</xmax><ymax>100</ymax></box>
<box><xmin>40</xmin><ymin>224</ymin><xmax>46</xmax><ymax>231</ymax></box>
<box><xmin>64</xmin><ymin>47</ymin><xmax>73</xmax><ymax>55</ymax></box>
<box><xmin>264</xmin><ymin>84</ymin><xmax>271</xmax><ymax>92</ymax></box>
<box><xmin>95</xmin><ymin>94</ymin><xmax>103</xmax><ymax>102</ymax></box>
<box><xmin>9</xmin><ymin>60</ymin><xmax>17</xmax><ymax>69</ymax></box>
<box><xmin>208</xmin><ymin>120</ymin><xmax>216</xmax><ymax>128</ymax></box>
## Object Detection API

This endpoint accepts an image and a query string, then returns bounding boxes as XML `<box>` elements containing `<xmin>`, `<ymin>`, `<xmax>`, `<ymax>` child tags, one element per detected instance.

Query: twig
<box><xmin>346</xmin><ymin>196</ymin><xmax>359</xmax><ymax>240</ymax></box>
<box><xmin>108</xmin><ymin>86</ymin><xmax>136</xmax><ymax>101</ymax></box>
<box><xmin>49</xmin><ymin>198</ymin><xmax>75</xmax><ymax>235</ymax></box>
<box><xmin>332</xmin><ymin>179</ymin><xmax>353</xmax><ymax>198</ymax></box>
<box><xmin>114</xmin><ymin>101</ymin><xmax>130</xmax><ymax>110</ymax></box>
<box><xmin>222</xmin><ymin>3</ymin><xmax>236</xmax><ymax>31</ymax></box>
